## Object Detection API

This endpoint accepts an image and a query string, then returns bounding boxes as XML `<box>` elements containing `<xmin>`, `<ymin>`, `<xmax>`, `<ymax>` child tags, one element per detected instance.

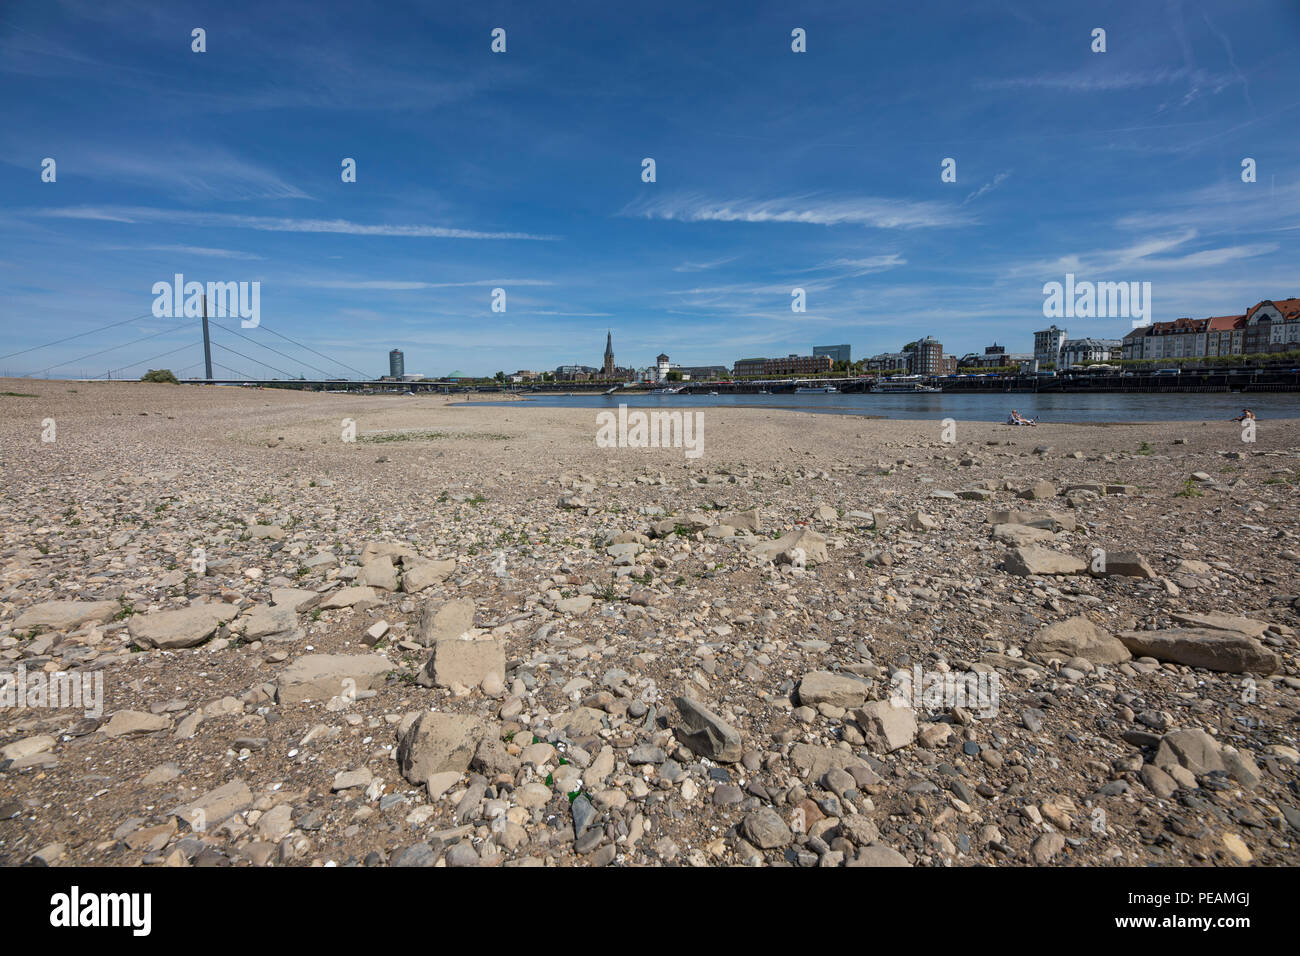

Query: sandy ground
<box><xmin>0</xmin><ymin>378</ymin><xmax>1297</xmax><ymax>868</ymax></box>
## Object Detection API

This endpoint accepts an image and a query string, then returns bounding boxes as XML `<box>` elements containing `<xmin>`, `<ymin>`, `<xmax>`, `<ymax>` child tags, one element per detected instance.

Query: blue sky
<box><xmin>2</xmin><ymin>0</ymin><xmax>1298</xmax><ymax>379</ymax></box>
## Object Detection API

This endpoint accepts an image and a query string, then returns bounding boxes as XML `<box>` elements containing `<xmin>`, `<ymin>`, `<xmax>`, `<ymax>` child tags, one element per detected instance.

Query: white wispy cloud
<box><xmin>1115</xmin><ymin>180</ymin><xmax>1300</xmax><ymax>234</ymax></box>
<box><xmin>32</xmin><ymin>206</ymin><xmax>557</xmax><ymax>240</ymax></box>
<box><xmin>624</xmin><ymin>193</ymin><xmax>975</xmax><ymax>229</ymax></box>
<box><xmin>105</xmin><ymin>244</ymin><xmax>265</xmax><ymax>260</ymax></box>
<box><xmin>297</xmin><ymin>279</ymin><xmax>555</xmax><ymax>290</ymax></box>
<box><xmin>673</xmin><ymin>256</ymin><xmax>739</xmax><ymax>272</ymax></box>
<box><xmin>531</xmin><ymin>310</ymin><xmax>613</xmax><ymax>317</ymax></box>
<box><xmin>963</xmin><ymin>171</ymin><xmax>1011</xmax><ymax>205</ymax></box>
<box><xmin>796</xmin><ymin>254</ymin><xmax>907</xmax><ymax>277</ymax></box>
<box><xmin>84</xmin><ymin>148</ymin><xmax>312</xmax><ymax>201</ymax></box>
<box><xmin>1006</xmin><ymin>229</ymin><xmax>1278</xmax><ymax>279</ymax></box>
<box><xmin>980</xmin><ymin>67</ymin><xmax>1238</xmax><ymax>96</ymax></box>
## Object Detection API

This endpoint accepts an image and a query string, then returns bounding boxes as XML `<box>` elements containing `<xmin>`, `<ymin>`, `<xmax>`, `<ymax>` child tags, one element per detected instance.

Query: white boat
<box><xmin>796</xmin><ymin>385</ymin><xmax>838</xmax><ymax>393</ymax></box>
<box><xmin>870</xmin><ymin>378</ymin><xmax>941</xmax><ymax>393</ymax></box>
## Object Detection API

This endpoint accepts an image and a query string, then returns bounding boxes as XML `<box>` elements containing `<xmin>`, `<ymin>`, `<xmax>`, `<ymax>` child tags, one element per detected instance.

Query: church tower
<box><xmin>603</xmin><ymin>330</ymin><xmax>615</xmax><ymax>377</ymax></box>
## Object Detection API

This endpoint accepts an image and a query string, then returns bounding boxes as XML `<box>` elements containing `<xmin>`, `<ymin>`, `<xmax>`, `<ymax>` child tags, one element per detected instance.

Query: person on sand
<box><xmin>1230</xmin><ymin>408</ymin><xmax>1256</xmax><ymax>422</ymax></box>
<box><xmin>1007</xmin><ymin>409</ymin><xmax>1036</xmax><ymax>426</ymax></box>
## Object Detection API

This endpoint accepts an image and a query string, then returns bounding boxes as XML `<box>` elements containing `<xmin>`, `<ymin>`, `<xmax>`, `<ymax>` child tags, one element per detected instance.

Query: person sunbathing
<box><xmin>1007</xmin><ymin>409</ymin><xmax>1036</xmax><ymax>426</ymax></box>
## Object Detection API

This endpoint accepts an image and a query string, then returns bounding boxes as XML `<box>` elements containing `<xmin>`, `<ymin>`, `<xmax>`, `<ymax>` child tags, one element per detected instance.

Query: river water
<box><xmin>464</xmin><ymin>391</ymin><xmax>1300</xmax><ymax>423</ymax></box>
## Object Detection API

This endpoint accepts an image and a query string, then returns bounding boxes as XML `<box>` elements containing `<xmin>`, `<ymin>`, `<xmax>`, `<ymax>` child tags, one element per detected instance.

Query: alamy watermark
<box><xmin>50</xmin><ymin>886</ymin><xmax>150</xmax><ymax>936</ymax></box>
<box><xmin>1</xmin><ymin>664</ymin><xmax>103</xmax><ymax>718</ymax></box>
<box><xmin>1042</xmin><ymin>273</ymin><xmax>1151</xmax><ymax>327</ymax></box>
<box><xmin>152</xmin><ymin>273</ymin><xmax>260</xmax><ymax>328</ymax></box>
<box><xmin>890</xmin><ymin>664</ymin><xmax>1000</xmax><ymax>718</ymax></box>
<box><xmin>596</xmin><ymin>404</ymin><xmax>703</xmax><ymax>459</ymax></box>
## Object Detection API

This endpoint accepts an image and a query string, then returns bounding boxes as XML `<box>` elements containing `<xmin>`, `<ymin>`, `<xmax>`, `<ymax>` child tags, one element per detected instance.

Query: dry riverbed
<box><xmin>1</xmin><ymin>379</ymin><xmax>1298</xmax><ymax>868</ymax></box>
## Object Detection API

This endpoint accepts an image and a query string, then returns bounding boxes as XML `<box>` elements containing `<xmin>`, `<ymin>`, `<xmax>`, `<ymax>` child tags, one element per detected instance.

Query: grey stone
<box><xmin>128</xmin><ymin>603</ymin><xmax>239</xmax><ymax>650</ymax></box>
<box><xmin>797</xmin><ymin>671</ymin><xmax>870</xmax><ymax>709</ymax></box>
<box><xmin>1003</xmin><ymin>546</ymin><xmax>1087</xmax><ymax>577</ymax></box>
<box><xmin>1117</xmin><ymin>629</ymin><xmax>1280</xmax><ymax>674</ymax></box>
<box><xmin>275</xmin><ymin>653</ymin><xmax>392</xmax><ymax>703</ymax></box>
<box><xmin>14</xmin><ymin>600</ymin><xmax>119</xmax><ymax>631</ymax></box>
<box><xmin>396</xmin><ymin>712</ymin><xmax>491</xmax><ymax>785</ymax></box>
<box><xmin>672</xmin><ymin>695</ymin><xmax>743</xmax><ymax>763</ymax></box>
<box><xmin>742</xmin><ymin>808</ymin><xmax>792</xmax><ymax>849</ymax></box>
<box><xmin>1028</xmin><ymin>616</ymin><xmax>1131</xmax><ymax>665</ymax></box>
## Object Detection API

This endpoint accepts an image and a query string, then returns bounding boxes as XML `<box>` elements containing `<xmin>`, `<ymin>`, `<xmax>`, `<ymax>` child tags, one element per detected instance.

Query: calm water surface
<box><xmin>462</xmin><ymin>391</ymin><xmax>1300</xmax><ymax>423</ymax></box>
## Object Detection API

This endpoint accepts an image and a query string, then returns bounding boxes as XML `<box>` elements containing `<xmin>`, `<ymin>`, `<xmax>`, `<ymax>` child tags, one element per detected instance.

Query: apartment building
<box><xmin>905</xmin><ymin>337</ymin><xmax>944</xmax><ymax>375</ymax></box>
<box><xmin>1034</xmin><ymin>325</ymin><xmax>1066</xmax><ymax>367</ymax></box>
<box><xmin>733</xmin><ymin>354</ymin><xmax>834</xmax><ymax>377</ymax></box>
<box><xmin>1059</xmin><ymin>337</ymin><xmax>1122</xmax><ymax>368</ymax></box>
<box><xmin>1124</xmin><ymin>298</ymin><xmax>1300</xmax><ymax>360</ymax></box>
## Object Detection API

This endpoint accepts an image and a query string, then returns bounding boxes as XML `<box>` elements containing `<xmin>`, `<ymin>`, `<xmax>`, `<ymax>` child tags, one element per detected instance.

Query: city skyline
<box><xmin>2</xmin><ymin>1</ymin><xmax>1299</xmax><ymax>379</ymax></box>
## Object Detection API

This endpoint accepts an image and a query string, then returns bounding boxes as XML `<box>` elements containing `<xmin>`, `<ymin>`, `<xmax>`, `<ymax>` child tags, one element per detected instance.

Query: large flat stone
<box><xmin>102</xmin><ymin>711</ymin><xmax>172</xmax><ymax>737</ymax></box>
<box><xmin>13</xmin><ymin>600</ymin><xmax>119</xmax><ymax>631</ymax></box>
<box><xmin>397</xmin><ymin>712</ymin><xmax>491</xmax><ymax>785</ymax></box>
<box><xmin>416</xmin><ymin>636</ymin><xmax>505</xmax><ymax>690</ymax></box>
<box><xmin>275</xmin><ymin>653</ymin><xmax>393</xmax><ymax>703</ymax></box>
<box><xmin>1029</xmin><ymin>616</ymin><xmax>1131</xmax><ymax>665</ymax></box>
<box><xmin>854</xmin><ymin>701</ymin><xmax>918</xmax><ymax>753</ymax></box>
<box><xmin>1155</xmin><ymin>729</ymin><xmax>1226</xmax><ymax>777</ymax></box>
<box><xmin>990</xmin><ymin>523</ymin><xmax>1055</xmax><ymax>546</ymax></box>
<box><xmin>1</xmin><ymin>735</ymin><xmax>55</xmax><ymax>760</ymax></box>
<box><xmin>790</xmin><ymin>744</ymin><xmax>878</xmax><ymax>783</ymax></box>
<box><xmin>241</xmin><ymin>603</ymin><xmax>299</xmax><ymax>640</ymax></box>
<box><xmin>1092</xmin><ymin>551</ymin><xmax>1156</xmax><ymax>578</ymax></box>
<box><xmin>128</xmin><ymin>603</ymin><xmax>239</xmax><ymax>650</ymax></box>
<box><xmin>1003</xmin><ymin>546</ymin><xmax>1087</xmax><ymax>576</ymax></box>
<box><xmin>1117</xmin><ymin>628</ymin><xmax>1280</xmax><ymax>674</ymax></box>
<box><xmin>846</xmin><ymin>843</ymin><xmax>912</xmax><ymax>867</ymax></box>
<box><xmin>360</xmin><ymin>541</ymin><xmax>422</xmax><ymax>565</ymax></box>
<box><xmin>270</xmin><ymin>588</ymin><xmax>320</xmax><ymax>612</ymax></box>
<box><xmin>797</xmin><ymin>671</ymin><xmax>871</xmax><ymax>709</ymax></box>
<box><xmin>319</xmin><ymin>586</ymin><xmax>382</xmax><ymax>611</ymax></box>
<box><xmin>1169</xmin><ymin>611</ymin><xmax>1269</xmax><ymax>638</ymax></box>
<box><xmin>416</xmin><ymin>598</ymin><xmax>475</xmax><ymax>646</ymax></box>
<box><xmin>360</xmin><ymin>556</ymin><xmax>400</xmax><ymax>591</ymax></box>
<box><xmin>170</xmin><ymin>778</ymin><xmax>253</xmax><ymax>831</ymax></box>
<box><xmin>403</xmin><ymin>558</ymin><xmax>458</xmax><ymax>593</ymax></box>
<box><xmin>987</xmin><ymin>510</ymin><xmax>1076</xmax><ymax>532</ymax></box>
<box><xmin>720</xmin><ymin>508</ymin><xmax>761</xmax><ymax>533</ymax></box>
<box><xmin>750</xmin><ymin>528</ymin><xmax>828</xmax><ymax>564</ymax></box>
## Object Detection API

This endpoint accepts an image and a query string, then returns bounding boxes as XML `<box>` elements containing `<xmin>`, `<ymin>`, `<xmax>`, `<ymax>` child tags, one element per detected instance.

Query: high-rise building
<box><xmin>389</xmin><ymin>349</ymin><xmax>405</xmax><ymax>379</ymax></box>
<box><xmin>1033</xmin><ymin>326</ymin><xmax>1066</xmax><ymax>368</ymax></box>
<box><xmin>813</xmin><ymin>344</ymin><xmax>851</xmax><ymax>365</ymax></box>
<box><xmin>603</xmin><ymin>331</ymin><xmax>615</xmax><ymax>377</ymax></box>
<box><xmin>906</xmin><ymin>337</ymin><xmax>944</xmax><ymax>375</ymax></box>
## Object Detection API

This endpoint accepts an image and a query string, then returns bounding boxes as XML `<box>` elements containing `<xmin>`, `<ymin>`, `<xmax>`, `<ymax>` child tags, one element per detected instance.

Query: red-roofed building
<box><xmin>1205</xmin><ymin>314</ymin><xmax>1246</xmax><ymax>357</ymax></box>
<box><xmin>1124</xmin><ymin>317</ymin><xmax>1209</xmax><ymax>360</ymax></box>
<box><xmin>1124</xmin><ymin>298</ymin><xmax>1299</xmax><ymax>360</ymax></box>
<box><xmin>1244</xmin><ymin>298</ymin><xmax>1300</xmax><ymax>354</ymax></box>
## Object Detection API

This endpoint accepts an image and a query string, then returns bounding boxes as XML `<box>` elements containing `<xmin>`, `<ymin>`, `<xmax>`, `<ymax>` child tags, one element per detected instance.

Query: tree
<box><xmin>140</xmin><ymin>368</ymin><xmax>178</xmax><ymax>384</ymax></box>
<box><xmin>494</xmin><ymin>371</ymin><xmax>505</xmax><ymax>383</ymax></box>
<box><xmin>666</xmin><ymin>370</ymin><xmax>683</xmax><ymax>381</ymax></box>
